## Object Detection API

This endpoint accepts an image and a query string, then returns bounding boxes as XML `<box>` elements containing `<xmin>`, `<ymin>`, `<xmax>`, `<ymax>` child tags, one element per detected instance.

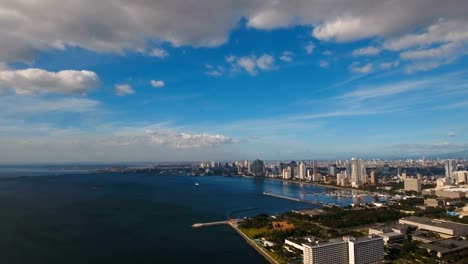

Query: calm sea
<box><xmin>0</xmin><ymin>170</ymin><xmax>369</xmax><ymax>263</ymax></box>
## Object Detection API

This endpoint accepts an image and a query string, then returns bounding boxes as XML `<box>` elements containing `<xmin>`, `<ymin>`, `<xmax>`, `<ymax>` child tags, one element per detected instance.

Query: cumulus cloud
<box><xmin>279</xmin><ymin>51</ymin><xmax>294</xmax><ymax>62</ymax></box>
<box><xmin>150</xmin><ymin>80</ymin><xmax>165</xmax><ymax>88</ymax></box>
<box><xmin>0</xmin><ymin>68</ymin><xmax>100</xmax><ymax>95</ymax></box>
<box><xmin>146</xmin><ymin>129</ymin><xmax>235</xmax><ymax>149</ymax></box>
<box><xmin>115</xmin><ymin>84</ymin><xmax>135</xmax><ymax>96</ymax></box>
<box><xmin>348</xmin><ymin>62</ymin><xmax>373</xmax><ymax>74</ymax></box>
<box><xmin>149</xmin><ymin>48</ymin><xmax>169</xmax><ymax>58</ymax></box>
<box><xmin>448</xmin><ymin>132</ymin><xmax>456</xmax><ymax>138</ymax></box>
<box><xmin>353</xmin><ymin>46</ymin><xmax>381</xmax><ymax>56</ymax></box>
<box><xmin>1</xmin><ymin>0</ymin><xmax>467</xmax><ymax>63</ymax></box>
<box><xmin>236</xmin><ymin>54</ymin><xmax>275</xmax><ymax>75</ymax></box>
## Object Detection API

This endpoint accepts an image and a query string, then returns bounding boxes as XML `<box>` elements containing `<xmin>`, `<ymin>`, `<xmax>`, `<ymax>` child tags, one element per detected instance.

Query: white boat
<box><xmin>195</xmin><ymin>183</ymin><xmax>200</xmax><ymax>186</ymax></box>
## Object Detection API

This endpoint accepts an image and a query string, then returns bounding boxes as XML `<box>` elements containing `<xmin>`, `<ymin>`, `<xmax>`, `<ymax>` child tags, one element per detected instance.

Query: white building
<box><xmin>348</xmin><ymin>236</ymin><xmax>384</xmax><ymax>264</ymax></box>
<box><xmin>454</xmin><ymin>171</ymin><xmax>468</xmax><ymax>184</ymax></box>
<box><xmin>303</xmin><ymin>239</ymin><xmax>348</xmax><ymax>264</ymax></box>
<box><xmin>404</xmin><ymin>178</ymin><xmax>422</xmax><ymax>193</ymax></box>
<box><xmin>351</xmin><ymin>158</ymin><xmax>367</xmax><ymax>187</ymax></box>
<box><xmin>299</xmin><ymin>161</ymin><xmax>306</xmax><ymax>180</ymax></box>
<box><xmin>282</xmin><ymin>167</ymin><xmax>292</xmax><ymax>179</ymax></box>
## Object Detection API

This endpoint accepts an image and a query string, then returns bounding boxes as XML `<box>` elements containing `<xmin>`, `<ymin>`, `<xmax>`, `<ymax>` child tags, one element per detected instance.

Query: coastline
<box><xmin>228</xmin><ymin>221</ymin><xmax>279</xmax><ymax>264</ymax></box>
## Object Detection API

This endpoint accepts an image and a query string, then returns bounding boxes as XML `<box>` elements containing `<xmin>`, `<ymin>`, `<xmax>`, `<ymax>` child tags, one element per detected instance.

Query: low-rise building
<box><xmin>285</xmin><ymin>236</ymin><xmax>321</xmax><ymax>251</ymax></box>
<box><xmin>424</xmin><ymin>198</ymin><xmax>447</xmax><ymax>208</ymax></box>
<box><xmin>368</xmin><ymin>227</ymin><xmax>406</xmax><ymax>245</ymax></box>
<box><xmin>399</xmin><ymin>216</ymin><xmax>468</xmax><ymax>237</ymax></box>
<box><xmin>418</xmin><ymin>237</ymin><xmax>468</xmax><ymax>258</ymax></box>
<box><xmin>404</xmin><ymin>178</ymin><xmax>422</xmax><ymax>193</ymax></box>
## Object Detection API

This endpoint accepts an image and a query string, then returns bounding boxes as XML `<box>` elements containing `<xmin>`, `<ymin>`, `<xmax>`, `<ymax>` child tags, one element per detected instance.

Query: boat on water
<box><xmin>195</xmin><ymin>183</ymin><xmax>200</xmax><ymax>186</ymax></box>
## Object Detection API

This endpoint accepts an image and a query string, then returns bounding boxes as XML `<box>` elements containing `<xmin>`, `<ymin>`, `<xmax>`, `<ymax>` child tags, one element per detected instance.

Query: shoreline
<box><xmin>228</xmin><ymin>221</ymin><xmax>279</xmax><ymax>264</ymax></box>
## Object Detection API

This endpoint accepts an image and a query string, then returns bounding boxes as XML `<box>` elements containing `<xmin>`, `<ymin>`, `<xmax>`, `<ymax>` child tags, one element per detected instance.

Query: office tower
<box><xmin>328</xmin><ymin>164</ymin><xmax>337</xmax><ymax>177</ymax></box>
<box><xmin>283</xmin><ymin>167</ymin><xmax>292</xmax><ymax>179</ymax></box>
<box><xmin>454</xmin><ymin>171</ymin><xmax>468</xmax><ymax>184</ymax></box>
<box><xmin>303</xmin><ymin>240</ymin><xmax>348</xmax><ymax>264</ymax></box>
<box><xmin>404</xmin><ymin>178</ymin><xmax>422</xmax><ymax>193</ymax></box>
<box><xmin>383</xmin><ymin>164</ymin><xmax>389</xmax><ymax>175</ymax></box>
<box><xmin>345</xmin><ymin>162</ymin><xmax>352</xmax><ymax>178</ymax></box>
<box><xmin>351</xmin><ymin>158</ymin><xmax>363</xmax><ymax>187</ymax></box>
<box><xmin>312</xmin><ymin>160</ymin><xmax>318</xmax><ymax>175</ymax></box>
<box><xmin>251</xmin><ymin>159</ymin><xmax>265</xmax><ymax>177</ymax></box>
<box><xmin>370</xmin><ymin>170</ymin><xmax>377</xmax><ymax>185</ymax></box>
<box><xmin>337</xmin><ymin>172</ymin><xmax>346</xmax><ymax>186</ymax></box>
<box><xmin>347</xmin><ymin>236</ymin><xmax>384</xmax><ymax>264</ymax></box>
<box><xmin>299</xmin><ymin>162</ymin><xmax>306</xmax><ymax>180</ymax></box>
<box><xmin>445</xmin><ymin>160</ymin><xmax>457</xmax><ymax>178</ymax></box>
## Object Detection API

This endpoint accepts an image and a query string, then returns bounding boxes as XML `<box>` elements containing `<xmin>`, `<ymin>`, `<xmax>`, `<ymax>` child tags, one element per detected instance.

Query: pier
<box><xmin>262</xmin><ymin>192</ymin><xmax>338</xmax><ymax>208</ymax></box>
<box><xmin>191</xmin><ymin>221</ymin><xmax>229</xmax><ymax>228</ymax></box>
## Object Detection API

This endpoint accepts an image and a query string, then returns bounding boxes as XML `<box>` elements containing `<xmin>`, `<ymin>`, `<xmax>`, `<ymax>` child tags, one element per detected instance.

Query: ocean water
<box><xmin>0</xmin><ymin>172</ymin><xmax>367</xmax><ymax>264</ymax></box>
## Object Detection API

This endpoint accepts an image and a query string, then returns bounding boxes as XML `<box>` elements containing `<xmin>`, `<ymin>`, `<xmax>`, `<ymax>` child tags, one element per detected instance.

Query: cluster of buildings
<box><xmin>285</xmin><ymin>235</ymin><xmax>384</xmax><ymax>264</ymax></box>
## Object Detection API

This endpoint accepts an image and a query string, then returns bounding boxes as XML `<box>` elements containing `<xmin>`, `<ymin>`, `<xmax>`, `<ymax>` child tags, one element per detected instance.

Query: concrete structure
<box><xmin>303</xmin><ymin>239</ymin><xmax>348</xmax><ymax>264</ymax></box>
<box><xmin>454</xmin><ymin>171</ymin><xmax>468</xmax><ymax>184</ymax></box>
<box><xmin>348</xmin><ymin>236</ymin><xmax>384</xmax><ymax>264</ymax></box>
<box><xmin>418</xmin><ymin>237</ymin><xmax>468</xmax><ymax>258</ymax></box>
<box><xmin>399</xmin><ymin>216</ymin><xmax>468</xmax><ymax>237</ymax></box>
<box><xmin>351</xmin><ymin>158</ymin><xmax>366</xmax><ymax>187</ymax></box>
<box><xmin>285</xmin><ymin>236</ymin><xmax>321</xmax><ymax>251</ymax></box>
<box><xmin>404</xmin><ymin>178</ymin><xmax>422</xmax><ymax>193</ymax></box>
<box><xmin>424</xmin><ymin>198</ymin><xmax>447</xmax><ymax>208</ymax></box>
<box><xmin>328</xmin><ymin>164</ymin><xmax>337</xmax><ymax>177</ymax></box>
<box><xmin>368</xmin><ymin>227</ymin><xmax>406</xmax><ymax>245</ymax></box>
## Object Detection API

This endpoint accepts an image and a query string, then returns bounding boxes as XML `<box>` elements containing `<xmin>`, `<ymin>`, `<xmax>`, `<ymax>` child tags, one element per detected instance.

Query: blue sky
<box><xmin>0</xmin><ymin>1</ymin><xmax>467</xmax><ymax>163</ymax></box>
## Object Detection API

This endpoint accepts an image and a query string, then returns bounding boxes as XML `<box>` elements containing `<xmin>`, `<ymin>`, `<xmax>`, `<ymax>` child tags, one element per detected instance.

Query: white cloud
<box><xmin>305</xmin><ymin>42</ymin><xmax>315</xmax><ymax>54</ymax></box>
<box><xmin>150</xmin><ymin>80</ymin><xmax>165</xmax><ymax>88</ymax></box>
<box><xmin>1</xmin><ymin>1</ymin><xmax>466</xmax><ymax>63</ymax></box>
<box><xmin>237</xmin><ymin>56</ymin><xmax>258</xmax><ymax>75</ymax></box>
<box><xmin>341</xmin><ymin>79</ymin><xmax>430</xmax><ymax>101</ymax></box>
<box><xmin>0</xmin><ymin>95</ymin><xmax>100</xmax><ymax>115</ymax></box>
<box><xmin>205</xmin><ymin>70</ymin><xmax>223</xmax><ymax>77</ymax></box>
<box><xmin>256</xmin><ymin>54</ymin><xmax>275</xmax><ymax>70</ymax></box>
<box><xmin>0</xmin><ymin>68</ymin><xmax>100</xmax><ymax>95</ymax></box>
<box><xmin>322</xmin><ymin>50</ymin><xmax>333</xmax><ymax>56</ymax></box>
<box><xmin>226</xmin><ymin>55</ymin><xmax>236</xmax><ymax>63</ymax></box>
<box><xmin>279</xmin><ymin>51</ymin><xmax>293</xmax><ymax>62</ymax></box>
<box><xmin>319</xmin><ymin>60</ymin><xmax>330</xmax><ymax>68</ymax></box>
<box><xmin>352</xmin><ymin>46</ymin><xmax>381</xmax><ymax>56</ymax></box>
<box><xmin>348</xmin><ymin>62</ymin><xmax>373</xmax><ymax>74</ymax></box>
<box><xmin>115</xmin><ymin>84</ymin><xmax>134</xmax><ymax>96</ymax></box>
<box><xmin>400</xmin><ymin>42</ymin><xmax>460</xmax><ymax>60</ymax></box>
<box><xmin>149</xmin><ymin>48</ymin><xmax>169</xmax><ymax>58</ymax></box>
<box><xmin>236</xmin><ymin>53</ymin><xmax>275</xmax><ymax>75</ymax></box>
<box><xmin>379</xmin><ymin>61</ymin><xmax>400</xmax><ymax>70</ymax></box>
<box><xmin>146</xmin><ymin>129</ymin><xmax>235</xmax><ymax>149</ymax></box>
<box><xmin>448</xmin><ymin>132</ymin><xmax>456</xmax><ymax>138</ymax></box>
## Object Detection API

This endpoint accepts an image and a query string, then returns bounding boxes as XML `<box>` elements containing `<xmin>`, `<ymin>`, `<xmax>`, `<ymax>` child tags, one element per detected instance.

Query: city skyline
<box><xmin>0</xmin><ymin>1</ymin><xmax>468</xmax><ymax>163</ymax></box>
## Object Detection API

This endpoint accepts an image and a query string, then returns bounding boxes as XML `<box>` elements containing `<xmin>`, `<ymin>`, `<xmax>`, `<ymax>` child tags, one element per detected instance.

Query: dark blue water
<box><xmin>0</xmin><ymin>172</ymin><xmax>366</xmax><ymax>263</ymax></box>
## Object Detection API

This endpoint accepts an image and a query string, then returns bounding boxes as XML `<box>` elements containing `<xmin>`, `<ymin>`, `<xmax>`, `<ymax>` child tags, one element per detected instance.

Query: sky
<box><xmin>0</xmin><ymin>0</ymin><xmax>467</xmax><ymax>163</ymax></box>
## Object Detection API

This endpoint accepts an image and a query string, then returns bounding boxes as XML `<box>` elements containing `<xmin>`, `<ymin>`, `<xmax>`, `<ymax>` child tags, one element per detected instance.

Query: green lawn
<box><xmin>239</xmin><ymin>227</ymin><xmax>269</xmax><ymax>239</ymax></box>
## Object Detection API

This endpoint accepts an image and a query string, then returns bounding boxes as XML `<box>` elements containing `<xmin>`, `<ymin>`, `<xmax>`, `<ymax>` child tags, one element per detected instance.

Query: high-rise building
<box><xmin>454</xmin><ymin>171</ymin><xmax>468</xmax><ymax>184</ymax></box>
<box><xmin>303</xmin><ymin>239</ymin><xmax>348</xmax><ymax>264</ymax></box>
<box><xmin>404</xmin><ymin>178</ymin><xmax>422</xmax><ymax>193</ymax></box>
<box><xmin>370</xmin><ymin>170</ymin><xmax>377</xmax><ymax>185</ymax></box>
<box><xmin>283</xmin><ymin>167</ymin><xmax>292</xmax><ymax>179</ymax></box>
<box><xmin>445</xmin><ymin>160</ymin><xmax>457</xmax><ymax>178</ymax></box>
<box><xmin>251</xmin><ymin>159</ymin><xmax>265</xmax><ymax>177</ymax></box>
<box><xmin>328</xmin><ymin>164</ymin><xmax>337</xmax><ymax>177</ymax></box>
<box><xmin>348</xmin><ymin>236</ymin><xmax>384</xmax><ymax>264</ymax></box>
<box><xmin>351</xmin><ymin>158</ymin><xmax>364</xmax><ymax>187</ymax></box>
<box><xmin>299</xmin><ymin>162</ymin><xmax>306</xmax><ymax>180</ymax></box>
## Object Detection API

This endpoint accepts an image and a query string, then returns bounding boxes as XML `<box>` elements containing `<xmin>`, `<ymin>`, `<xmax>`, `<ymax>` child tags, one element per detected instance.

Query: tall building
<box><xmin>283</xmin><ymin>167</ymin><xmax>292</xmax><ymax>179</ymax></box>
<box><xmin>370</xmin><ymin>170</ymin><xmax>377</xmax><ymax>185</ymax></box>
<box><xmin>404</xmin><ymin>178</ymin><xmax>422</xmax><ymax>193</ymax></box>
<box><xmin>251</xmin><ymin>159</ymin><xmax>265</xmax><ymax>177</ymax></box>
<box><xmin>445</xmin><ymin>160</ymin><xmax>457</xmax><ymax>178</ymax></box>
<box><xmin>351</xmin><ymin>158</ymin><xmax>364</xmax><ymax>187</ymax></box>
<box><xmin>299</xmin><ymin>162</ymin><xmax>306</xmax><ymax>180</ymax></box>
<box><xmin>347</xmin><ymin>236</ymin><xmax>384</xmax><ymax>264</ymax></box>
<box><xmin>303</xmin><ymin>239</ymin><xmax>349</xmax><ymax>264</ymax></box>
<box><xmin>328</xmin><ymin>164</ymin><xmax>337</xmax><ymax>177</ymax></box>
<box><xmin>454</xmin><ymin>171</ymin><xmax>468</xmax><ymax>184</ymax></box>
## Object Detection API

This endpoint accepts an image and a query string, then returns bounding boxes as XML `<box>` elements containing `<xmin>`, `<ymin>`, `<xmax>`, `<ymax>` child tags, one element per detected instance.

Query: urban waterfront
<box><xmin>0</xmin><ymin>172</ymin><xmax>369</xmax><ymax>264</ymax></box>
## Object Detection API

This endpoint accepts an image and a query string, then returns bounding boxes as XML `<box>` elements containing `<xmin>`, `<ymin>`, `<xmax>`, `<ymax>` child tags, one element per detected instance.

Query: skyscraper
<box><xmin>445</xmin><ymin>159</ymin><xmax>457</xmax><ymax>178</ymax></box>
<box><xmin>351</xmin><ymin>158</ymin><xmax>363</xmax><ymax>187</ymax></box>
<box><xmin>299</xmin><ymin>161</ymin><xmax>306</xmax><ymax>180</ymax></box>
<box><xmin>251</xmin><ymin>159</ymin><xmax>265</xmax><ymax>177</ymax></box>
<box><xmin>328</xmin><ymin>164</ymin><xmax>337</xmax><ymax>177</ymax></box>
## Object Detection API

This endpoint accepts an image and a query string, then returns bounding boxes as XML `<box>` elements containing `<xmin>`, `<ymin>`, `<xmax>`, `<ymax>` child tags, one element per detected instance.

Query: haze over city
<box><xmin>0</xmin><ymin>0</ymin><xmax>467</xmax><ymax>163</ymax></box>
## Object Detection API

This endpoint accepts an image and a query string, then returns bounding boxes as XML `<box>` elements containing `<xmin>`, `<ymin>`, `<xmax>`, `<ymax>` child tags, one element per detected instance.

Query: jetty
<box><xmin>262</xmin><ymin>192</ymin><xmax>339</xmax><ymax>208</ymax></box>
<box><xmin>191</xmin><ymin>221</ymin><xmax>229</xmax><ymax>228</ymax></box>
